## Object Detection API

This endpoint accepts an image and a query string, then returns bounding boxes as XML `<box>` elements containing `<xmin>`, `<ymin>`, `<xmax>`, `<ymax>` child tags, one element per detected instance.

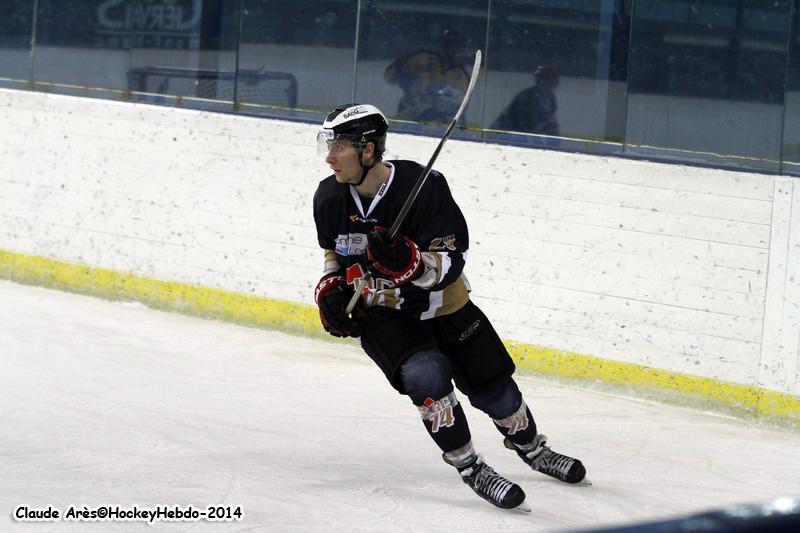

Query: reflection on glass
<box><xmin>0</xmin><ymin>0</ymin><xmax>34</xmax><ymax>80</ymax></box>
<box><xmin>354</xmin><ymin>0</ymin><xmax>488</xmax><ymax>134</ymax></box>
<box><xmin>33</xmin><ymin>0</ymin><xmax>123</xmax><ymax>89</ymax></box>
<box><xmin>237</xmin><ymin>0</ymin><xmax>357</xmax><ymax>118</ymax></box>
<box><xmin>626</xmin><ymin>0</ymin><xmax>790</xmax><ymax>171</ymax></box>
<box><xmin>484</xmin><ymin>0</ymin><xmax>628</xmax><ymax>148</ymax></box>
<box><xmin>383</xmin><ymin>47</ymin><xmax>471</xmax><ymax>123</ymax></box>
<box><xmin>491</xmin><ymin>65</ymin><xmax>560</xmax><ymax>135</ymax></box>
<box><xmin>31</xmin><ymin>0</ymin><xmax>240</xmax><ymax>105</ymax></box>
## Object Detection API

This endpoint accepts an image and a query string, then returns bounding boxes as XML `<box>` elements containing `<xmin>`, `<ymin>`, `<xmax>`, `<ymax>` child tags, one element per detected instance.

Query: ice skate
<box><xmin>446</xmin><ymin>454</ymin><xmax>530</xmax><ymax>511</ymax></box>
<box><xmin>505</xmin><ymin>434</ymin><xmax>588</xmax><ymax>485</ymax></box>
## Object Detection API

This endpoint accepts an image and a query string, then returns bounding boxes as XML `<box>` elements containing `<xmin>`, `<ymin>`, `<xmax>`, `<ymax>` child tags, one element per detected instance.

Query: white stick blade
<box><xmin>452</xmin><ymin>49</ymin><xmax>482</xmax><ymax>124</ymax></box>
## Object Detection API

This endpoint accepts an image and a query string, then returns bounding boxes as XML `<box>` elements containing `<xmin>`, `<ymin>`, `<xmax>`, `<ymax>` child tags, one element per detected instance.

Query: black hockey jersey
<box><xmin>313</xmin><ymin>160</ymin><xmax>470</xmax><ymax>319</ymax></box>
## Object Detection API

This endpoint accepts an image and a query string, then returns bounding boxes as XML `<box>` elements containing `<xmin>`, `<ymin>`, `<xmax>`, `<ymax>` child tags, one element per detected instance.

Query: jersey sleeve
<box><xmin>313</xmin><ymin>180</ymin><xmax>337</xmax><ymax>250</ymax></box>
<box><xmin>404</xmin><ymin>169</ymin><xmax>469</xmax><ymax>291</ymax></box>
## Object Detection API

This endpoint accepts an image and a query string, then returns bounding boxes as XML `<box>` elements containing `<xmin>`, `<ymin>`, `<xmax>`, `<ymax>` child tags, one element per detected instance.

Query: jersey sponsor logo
<box><xmin>418</xmin><ymin>394</ymin><xmax>457</xmax><ymax>433</ymax></box>
<box><xmin>345</xmin><ymin>263</ymin><xmax>375</xmax><ymax>298</ymax></box>
<box><xmin>458</xmin><ymin>319</ymin><xmax>480</xmax><ymax>341</ymax></box>
<box><xmin>346</xmin><ymin>263</ymin><xmax>365</xmax><ymax>285</ymax></box>
<box><xmin>349</xmin><ymin>214</ymin><xmax>378</xmax><ymax>223</ymax></box>
<box><xmin>335</xmin><ymin>233</ymin><xmax>368</xmax><ymax>256</ymax></box>
<box><xmin>429</xmin><ymin>234</ymin><xmax>457</xmax><ymax>251</ymax></box>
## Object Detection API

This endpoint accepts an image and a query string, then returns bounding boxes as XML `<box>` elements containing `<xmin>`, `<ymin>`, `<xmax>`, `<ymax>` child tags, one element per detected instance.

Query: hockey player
<box><xmin>312</xmin><ymin>103</ymin><xmax>586</xmax><ymax>511</ymax></box>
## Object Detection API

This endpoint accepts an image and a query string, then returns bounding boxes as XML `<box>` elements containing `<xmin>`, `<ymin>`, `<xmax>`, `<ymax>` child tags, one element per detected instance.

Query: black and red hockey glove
<box><xmin>366</xmin><ymin>226</ymin><xmax>423</xmax><ymax>286</ymax></box>
<box><xmin>314</xmin><ymin>273</ymin><xmax>363</xmax><ymax>337</ymax></box>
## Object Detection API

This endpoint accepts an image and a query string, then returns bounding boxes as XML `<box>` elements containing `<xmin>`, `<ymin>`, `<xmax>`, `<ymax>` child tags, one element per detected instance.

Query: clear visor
<box><xmin>316</xmin><ymin>130</ymin><xmax>359</xmax><ymax>156</ymax></box>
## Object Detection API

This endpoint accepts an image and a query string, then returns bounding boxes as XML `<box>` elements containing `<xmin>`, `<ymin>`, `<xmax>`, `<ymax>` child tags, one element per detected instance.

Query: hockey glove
<box><xmin>366</xmin><ymin>226</ymin><xmax>423</xmax><ymax>286</ymax></box>
<box><xmin>314</xmin><ymin>273</ymin><xmax>363</xmax><ymax>338</ymax></box>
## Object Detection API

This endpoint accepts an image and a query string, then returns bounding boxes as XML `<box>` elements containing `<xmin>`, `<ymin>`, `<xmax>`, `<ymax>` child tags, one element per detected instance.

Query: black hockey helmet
<box><xmin>317</xmin><ymin>103</ymin><xmax>388</xmax><ymax>158</ymax></box>
<box><xmin>317</xmin><ymin>103</ymin><xmax>388</xmax><ymax>186</ymax></box>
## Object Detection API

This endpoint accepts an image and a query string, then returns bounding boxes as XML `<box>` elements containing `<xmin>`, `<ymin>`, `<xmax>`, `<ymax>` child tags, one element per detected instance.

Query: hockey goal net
<box><xmin>127</xmin><ymin>66</ymin><xmax>298</xmax><ymax>108</ymax></box>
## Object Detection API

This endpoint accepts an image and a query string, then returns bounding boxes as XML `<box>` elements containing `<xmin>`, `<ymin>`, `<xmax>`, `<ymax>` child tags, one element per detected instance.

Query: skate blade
<box><xmin>514</xmin><ymin>501</ymin><xmax>532</xmax><ymax>513</ymax></box>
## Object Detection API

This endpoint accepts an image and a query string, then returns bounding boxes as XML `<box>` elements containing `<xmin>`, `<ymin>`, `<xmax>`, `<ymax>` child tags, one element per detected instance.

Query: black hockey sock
<box><xmin>492</xmin><ymin>400</ymin><xmax>537</xmax><ymax>447</ymax></box>
<box><xmin>416</xmin><ymin>391</ymin><xmax>472</xmax><ymax>454</ymax></box>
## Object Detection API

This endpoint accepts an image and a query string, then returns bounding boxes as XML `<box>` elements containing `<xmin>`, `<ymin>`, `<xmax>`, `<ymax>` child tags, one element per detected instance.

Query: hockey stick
<box><xmin>346</xmin><ymin>49</ymin><xmax>482</xmax><ymax>314</ymax></box>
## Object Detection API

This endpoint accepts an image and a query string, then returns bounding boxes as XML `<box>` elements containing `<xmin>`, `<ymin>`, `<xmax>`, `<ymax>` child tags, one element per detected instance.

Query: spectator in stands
<box><xmin>492</xmin><ymin>66</ymin><xmax>560</xmax><ymax>136</ymax></box>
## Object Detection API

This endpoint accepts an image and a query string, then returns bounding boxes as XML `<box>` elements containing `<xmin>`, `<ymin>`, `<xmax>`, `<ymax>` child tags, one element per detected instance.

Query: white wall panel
<box><xmin>1</xmin><ymin>88</ymin><xmax>798</xmax><ymax>396</ymax></box>
<box><xmin>759</xmin><ymin>178</ymin><xmax>800</xmax><ymax>393</ymax></box>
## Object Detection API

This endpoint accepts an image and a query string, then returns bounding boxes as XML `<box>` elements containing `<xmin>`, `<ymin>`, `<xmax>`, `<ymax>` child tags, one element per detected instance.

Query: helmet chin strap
<box><xmin>354</xmin><ymin>151</ymin><xmax>376</xmax><ymax>187</ymax></box>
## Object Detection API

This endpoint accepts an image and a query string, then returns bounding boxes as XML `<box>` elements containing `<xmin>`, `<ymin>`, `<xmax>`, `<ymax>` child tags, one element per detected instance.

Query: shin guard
<box><xmin>417</xmin><ymin>391</ymin><xmax>472</xmax><ymax>454</ymax></box>
<box><xmin>492</xmin><ymin>400</ymin><xmax>537</xmax><ymax>446</ymax></box>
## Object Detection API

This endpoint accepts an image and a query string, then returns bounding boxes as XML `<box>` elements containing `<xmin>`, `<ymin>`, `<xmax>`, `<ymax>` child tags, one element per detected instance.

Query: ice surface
<box><xmin>1</xmin><ymin>280</ymin><xmax>799</xmax><ymax>532</ymax></box>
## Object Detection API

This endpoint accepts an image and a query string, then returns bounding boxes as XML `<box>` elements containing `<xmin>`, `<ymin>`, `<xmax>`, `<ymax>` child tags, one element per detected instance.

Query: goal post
<box><xmin>127</xmin><ymin>66</ymin><xmax>298</xmax><ymax>109</ymax></box>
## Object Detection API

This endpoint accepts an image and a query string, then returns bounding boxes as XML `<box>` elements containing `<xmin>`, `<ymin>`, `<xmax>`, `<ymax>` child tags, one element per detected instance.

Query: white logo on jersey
<box><xmin>335</xmin><ymin>233</ymin><xmax>368</xmax><ymax>256</ymax></box>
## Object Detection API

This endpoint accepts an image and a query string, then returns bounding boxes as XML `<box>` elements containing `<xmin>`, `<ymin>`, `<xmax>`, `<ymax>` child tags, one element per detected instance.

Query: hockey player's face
<box><xmin>324</xmin><ymin>140</ymin><xmax>361</xmax><ymax>184</ymax></box>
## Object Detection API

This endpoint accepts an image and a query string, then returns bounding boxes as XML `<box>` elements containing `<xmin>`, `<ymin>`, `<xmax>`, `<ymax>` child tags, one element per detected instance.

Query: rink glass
<box><xmin>781</xmin><ymin>1</ymin><xmax>800</xmax><ymax>173</ymax></box>
<box><xmin>625</xmin><ymin>0</ymin><xmax>791</xmax><ymax>172</ymax></box>
<box><xmin>3</xmin><ymin>0</ymin><xmax>800</xmax><ymax>175</ymax></box>
<box><xmin>236</xmin><ymin>0</ymin><xmax>358</xmax><ymax>121</ymax></box>
<box><xmin>0</xmin><ymin>0</ymin><xmax>34</xmax><ymax>81</ymax></box>
<box><xmin>29</xmin><ymin>0</ymin><xmax>241</xmax><ymax>109</ymax></box>
<box><xmin>352</xmin><ymin>0</ymin><xmax>487</xmax><ymax>141</ymax></box>
<box><xmin>482</xmin><ymin>0</ymin><xmax>629</xmax><ymax>154</ymax></box>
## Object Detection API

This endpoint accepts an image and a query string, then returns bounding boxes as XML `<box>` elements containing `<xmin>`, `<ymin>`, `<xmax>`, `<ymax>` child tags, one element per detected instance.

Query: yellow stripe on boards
<box><xmin>1</xmin><ymin>248</ymin><xmax>798</xmax><ymax>426</ymax></box>
<box><xmin>506</xmin><ymin>342</ymin><xmax>799</xmax><ymax>424</ymax></box>
<box><xmin>0</xmin><ymin>248</ymin><xmax>322</xmax><ymax>339</ymax></box>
